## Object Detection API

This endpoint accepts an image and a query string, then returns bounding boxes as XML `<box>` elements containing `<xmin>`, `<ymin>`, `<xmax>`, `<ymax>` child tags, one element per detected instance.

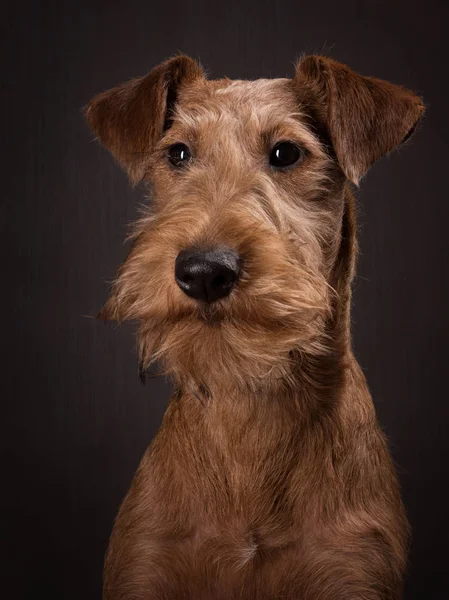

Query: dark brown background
<box><xmin>2</xmin><ymin>1</ymin><xmax>448</xmax><ymax>598</ymax></box>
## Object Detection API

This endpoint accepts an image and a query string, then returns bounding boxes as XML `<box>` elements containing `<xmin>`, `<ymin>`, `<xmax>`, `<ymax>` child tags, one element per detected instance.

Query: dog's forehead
<box><xmin>175</xmin><ymin>77</ymin><xmax>301</xmax><ymax>131</ymax></box>
<box><xmin>208</xmin><ymin>77</ymin><xmax>292</xmax><ymax>100</ymax></box>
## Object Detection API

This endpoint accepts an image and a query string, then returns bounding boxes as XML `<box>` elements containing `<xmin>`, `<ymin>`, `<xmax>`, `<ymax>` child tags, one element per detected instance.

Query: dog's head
<box><xmin>86</xmin><ymin>55</ymin><xmax>423</xmax><ymax>391</ymax></box>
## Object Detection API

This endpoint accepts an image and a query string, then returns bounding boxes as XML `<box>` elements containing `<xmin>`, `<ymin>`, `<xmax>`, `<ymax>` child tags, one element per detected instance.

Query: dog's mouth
<box><xmin>196</xmin><ymin>301</ymin><xmax>228</xmax><ymax>325</ymax></box>
<box><xmin>168</xmin><ymin>294</ymin><xmax>326</xmax><ymax>336</ymax></box>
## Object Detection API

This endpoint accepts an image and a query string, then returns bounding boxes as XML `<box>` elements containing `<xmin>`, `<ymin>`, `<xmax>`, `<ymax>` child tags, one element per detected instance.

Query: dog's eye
<box><xmin>167</xmin><ymin>143</ymin><xmax>192</xmax><ymax>168</ymax></box>
<box><xmin>269</xmin><ymin>142</ymin><xmax>303</xmax><ymax>169</ymax></box>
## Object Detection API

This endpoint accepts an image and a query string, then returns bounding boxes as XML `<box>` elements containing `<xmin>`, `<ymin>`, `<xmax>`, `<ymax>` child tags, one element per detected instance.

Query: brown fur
<box><xmin>86</xmin><ymin>55</ymin><xmax>424</xmax><ymax>599</ymax></box>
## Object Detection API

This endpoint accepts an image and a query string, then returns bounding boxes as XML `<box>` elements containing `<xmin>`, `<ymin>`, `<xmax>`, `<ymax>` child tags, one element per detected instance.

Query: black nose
<box><xmin>175</xmin><ymin>248</ymin><xmax>241</xmax><ymax>303</ymax></box>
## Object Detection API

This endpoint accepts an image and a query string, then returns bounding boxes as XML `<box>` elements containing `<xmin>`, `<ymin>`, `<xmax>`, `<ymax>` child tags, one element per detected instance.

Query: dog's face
<box><xmin>110</xmin><ymin>77</ymin><xmax>342</xmax><ymax>388</ymax></box>
<box><xmin>86</xmin><ymin>56</ymin><xmax>423</xmax><ymax>390</ymax></box>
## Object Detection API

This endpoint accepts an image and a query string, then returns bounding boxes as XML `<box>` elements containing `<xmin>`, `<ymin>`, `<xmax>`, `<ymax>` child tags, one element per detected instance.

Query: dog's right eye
<box><xmin>167</xmin><ymin>143</ymin><xmax>192</xmax><ymax>168</ymax></box>
<box><xmin>269</xmin><ymin>141</ymin><xmax>303</xmax><ymax>169</ymax></box>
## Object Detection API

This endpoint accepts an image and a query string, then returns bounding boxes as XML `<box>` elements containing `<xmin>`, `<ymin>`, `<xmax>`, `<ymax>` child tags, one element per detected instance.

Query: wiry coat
<box><xmin>86</xmin><ymin>55</ymin><xmax>424</xmax><ymax>599</ymax></box>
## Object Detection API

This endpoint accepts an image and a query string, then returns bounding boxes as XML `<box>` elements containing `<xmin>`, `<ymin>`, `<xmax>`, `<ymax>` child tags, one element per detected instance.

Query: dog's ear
<box><xmin>294</xmin><ymin>55</ymin><xmax>425</xmax><ymax>184</ymax></box>
<box><xmin>85</xmin><ymin>55</ymin><xmax>205</xmax><ymax>183</ymax></box>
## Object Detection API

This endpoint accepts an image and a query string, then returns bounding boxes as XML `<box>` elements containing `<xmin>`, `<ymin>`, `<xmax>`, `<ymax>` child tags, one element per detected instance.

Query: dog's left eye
<box><xmin>168</xmin><ymin>143</ymin><xmax>192</xmax><ymax>168</ymax></box>
<box><xmin>269</xmin><ymin>142</ymin><xmax>303</xmax><ymax>169</ymax></box>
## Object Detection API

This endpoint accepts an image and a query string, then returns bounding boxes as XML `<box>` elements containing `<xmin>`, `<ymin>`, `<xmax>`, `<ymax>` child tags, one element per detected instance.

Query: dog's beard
<box><xmin>132</xmin><ymin>267</ymin><xmax>331</xmax><ymax>393</ymax></box>
<box><xmin>101</xmin><ymin>214</ymin><xmax>334</xmax><ymax>392</ymax></box>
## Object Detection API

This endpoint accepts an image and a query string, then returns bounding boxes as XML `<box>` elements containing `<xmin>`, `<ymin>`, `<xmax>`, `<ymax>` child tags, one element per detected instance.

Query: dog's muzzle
<box><xmin>175</xmin><ymin>248</ymin><xmax>241</xmax><ymax>303</ymax></box>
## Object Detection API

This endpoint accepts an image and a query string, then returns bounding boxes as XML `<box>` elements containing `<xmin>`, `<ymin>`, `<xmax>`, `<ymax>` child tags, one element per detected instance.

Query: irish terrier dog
<box><xmin>86</xmin><ymin>54</ymin><xmax>424</xmax><ymax>599</ymax></box>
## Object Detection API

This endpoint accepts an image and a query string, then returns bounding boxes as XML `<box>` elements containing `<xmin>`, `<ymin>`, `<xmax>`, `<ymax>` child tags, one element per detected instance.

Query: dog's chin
<box><xmin>136</xmin><ymin>297</ymin><xmax>328</xmax><ymax>393</ymax></box>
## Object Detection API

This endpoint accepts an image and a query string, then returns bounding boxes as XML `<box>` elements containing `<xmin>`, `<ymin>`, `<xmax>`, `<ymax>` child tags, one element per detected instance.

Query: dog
<box><xmin>86</xmin><ymin>54</ymin><xmax>424</xmax><ymax>599</ymax></box>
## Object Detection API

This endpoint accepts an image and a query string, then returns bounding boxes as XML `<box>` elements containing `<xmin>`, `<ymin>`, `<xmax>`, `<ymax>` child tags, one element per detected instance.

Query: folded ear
<box><xmin>85</xmin><ymin>55</ymin><xmax>205</xmax><ymax>183</ymax></box>
<box><xmin>294</xmin><ymin>55</ymin><xmax>425</xmax><ymax>184</ymax></box>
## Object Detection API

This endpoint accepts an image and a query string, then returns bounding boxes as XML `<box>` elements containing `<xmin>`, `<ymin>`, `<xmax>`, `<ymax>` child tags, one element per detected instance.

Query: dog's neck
<box><xmin>180</xmin><ymin>341</ymin><xmax>352</xmax><ymax>418</ymax></box>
